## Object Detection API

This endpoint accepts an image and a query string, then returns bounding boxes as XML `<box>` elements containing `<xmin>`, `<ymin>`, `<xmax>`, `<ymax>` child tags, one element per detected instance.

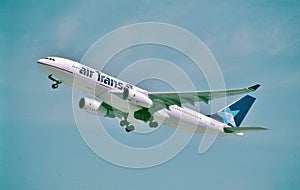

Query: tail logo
<box><xmin>217</xmin><ymin>108</ymin><xmax>240</xmax><ymax>127</ymax></box>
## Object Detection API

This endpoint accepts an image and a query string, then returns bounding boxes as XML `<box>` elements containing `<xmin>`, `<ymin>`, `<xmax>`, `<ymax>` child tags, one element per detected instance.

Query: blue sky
<box><xmin>1</xmin><ymin>0</ymin><xmax>300</xmax><ymax>189</ymax></box>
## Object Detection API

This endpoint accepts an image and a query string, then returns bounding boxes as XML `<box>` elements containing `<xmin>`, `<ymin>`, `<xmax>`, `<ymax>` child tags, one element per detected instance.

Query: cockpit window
<box><xmin>45</xmin><ymin>57</ymin><xmax>55</xmax><ymax>61</ymax></box>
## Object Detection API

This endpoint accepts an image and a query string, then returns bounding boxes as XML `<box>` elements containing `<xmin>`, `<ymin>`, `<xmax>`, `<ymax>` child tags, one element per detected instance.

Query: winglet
<box><xmin>248</xmin><ymin>84</ymin><xmax>260</xmax><ymax>91</ymax></box>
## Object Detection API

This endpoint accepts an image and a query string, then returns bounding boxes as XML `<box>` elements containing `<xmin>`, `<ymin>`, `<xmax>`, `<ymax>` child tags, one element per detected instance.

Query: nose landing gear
<box><xmin>51</xmin><ymin>83</ymin><xmax>59</xmax><ymax>89</ymax></box>
<box><xmin>48</xmin><ymin>75</ymin><xmax>62</xmax><ymax>89</ymax></box>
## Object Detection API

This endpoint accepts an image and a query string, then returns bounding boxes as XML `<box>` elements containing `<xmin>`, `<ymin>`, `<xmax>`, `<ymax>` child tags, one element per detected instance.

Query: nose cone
<box><xmin>37</xmin><ymin>58</ymin><xmax>46</xmax><ymax>64</ymax></box>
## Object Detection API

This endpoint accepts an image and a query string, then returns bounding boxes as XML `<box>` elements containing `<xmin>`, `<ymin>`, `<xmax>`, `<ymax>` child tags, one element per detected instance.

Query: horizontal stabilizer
<box><xmin>248</xmin><ymin>84</ymin><xmax>260</xmax><ymax>91</ymax></box>
<box><xmin>223</xmin><ymin>126</ymin><xmax>268</xmax><ymax>133</ymax></box>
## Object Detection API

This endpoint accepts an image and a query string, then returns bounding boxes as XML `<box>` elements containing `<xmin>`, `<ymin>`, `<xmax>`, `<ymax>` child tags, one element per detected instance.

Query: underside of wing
<box><xmin>148</xmin><ymin>84</ymin><xmax>260</xmax><ymax>106</ymax></box>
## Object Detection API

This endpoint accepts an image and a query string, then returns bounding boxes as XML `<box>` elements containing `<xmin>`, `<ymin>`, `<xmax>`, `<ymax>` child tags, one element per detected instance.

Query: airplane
<box><xmin>37</xmin><ymin>56</ymin><xmax>268</xmax><ymax>136</ymax></box>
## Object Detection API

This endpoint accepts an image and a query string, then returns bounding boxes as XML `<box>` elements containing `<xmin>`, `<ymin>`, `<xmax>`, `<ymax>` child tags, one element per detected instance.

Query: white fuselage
<box><xmin>38</xmin><ymin>57</ymin><xmax>229</xmax><ymax>136</ymax></box>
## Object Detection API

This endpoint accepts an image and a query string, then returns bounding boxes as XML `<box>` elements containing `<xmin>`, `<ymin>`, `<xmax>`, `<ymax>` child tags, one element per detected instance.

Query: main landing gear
<box><xmin>149</xmin><ymin>121</ymin><xmax>158</xmax><ymax>128</ymax></box>
<box><xmin>120</xmin><ymin>120</ymin><xmax>158</xmax><ymax>133</ymax></box>
<box><xmin>148</xmin><ymin>115</ymin><xmax>158</xmax><ymax>128</ymax></box>
<box><xmin>121</xmin><ymin>121</ymin><xmax>135</xmax><ymax>133</ymax></box>
<box><xmin>125</xmin><ymin>125</ymin><xmax>135</xmax><ymax>133</ymax></box>
<box><xmin>119</xmin><ymin>119</ymin><xmax>158</xmax><ymax>133</ymax></box>
<box><xmin>119</xmin><ymin>112</ymin><xmax>159</xmax><ymax>133</ymax></box>
<box><xmin>120</xmin><ymin>113</ymin><xmax>135</xmax><ymax>133</ymax></box>
<box><xmin>134</xmin><ymin>108</ymin><xmax>159</xmax><ymax>129</ymax></box>
<box><xmin>48</xmin><ymin>74</ymin><xmax>62</xmax><ymax>89</ymax></box>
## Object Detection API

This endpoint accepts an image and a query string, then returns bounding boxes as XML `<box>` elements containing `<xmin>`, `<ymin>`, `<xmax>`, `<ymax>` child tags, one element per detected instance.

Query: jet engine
<box><xmin>79</xmin><ymin>97</ymin><xmax>108</xmax><ymax>116</ymax></box>
<box><xmin>123</xmin><ymin>88</ymin><xmax>153</xmax><ymax>108</ymax></box>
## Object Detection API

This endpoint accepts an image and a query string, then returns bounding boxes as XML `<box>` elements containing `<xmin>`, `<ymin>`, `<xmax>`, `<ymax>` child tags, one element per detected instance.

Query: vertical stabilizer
<box><xmin>209</xmin><ymin>95</ymin><xmax>256</xmax><ymax>127</ymax></box>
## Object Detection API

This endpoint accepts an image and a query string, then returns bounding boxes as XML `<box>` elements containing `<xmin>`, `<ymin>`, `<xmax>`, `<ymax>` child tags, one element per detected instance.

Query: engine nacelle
<box><xmin>79</xmin><ymin>97</ymin><xmax>108</xmax><ymax>116</ymax></box>
<box><xmin>123</xmin><ymin>88</ymin><xmax>153</xmax><ymax>108</ymax></box>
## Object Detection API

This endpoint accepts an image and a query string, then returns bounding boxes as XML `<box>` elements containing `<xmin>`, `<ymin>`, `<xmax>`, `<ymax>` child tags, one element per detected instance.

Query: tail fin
<box><xmin>209</xmin><ymin>95</ymin><xmax>256</xmax><ymax>127</ymax></box>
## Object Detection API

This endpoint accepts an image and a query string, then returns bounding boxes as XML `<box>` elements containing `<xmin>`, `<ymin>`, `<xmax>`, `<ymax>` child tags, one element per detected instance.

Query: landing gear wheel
<box><xmin>51</xmin><ymin>84</ymin><xmax>58</xmax><ymax>89</ymax></box>
<box><xmin>125</xmin><ymin>125</ymin><xmax>135</xmax><ymax>132</ymax></box>
<box><xmin>149</xmin><ymin>121</ymin><xmax>158</xmax><ymax>128</ymax></box>
<box><xmin>120</xmin><ymin>120</ymin><xmax>128</xmax><ymax>127</ymax></box>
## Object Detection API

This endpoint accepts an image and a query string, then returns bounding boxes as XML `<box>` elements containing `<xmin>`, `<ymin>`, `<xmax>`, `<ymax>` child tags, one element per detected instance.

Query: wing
<box><xmin>148</xmin><ymin>84</ymin><xmax>260</xmax><ymax>107</ymax></box>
